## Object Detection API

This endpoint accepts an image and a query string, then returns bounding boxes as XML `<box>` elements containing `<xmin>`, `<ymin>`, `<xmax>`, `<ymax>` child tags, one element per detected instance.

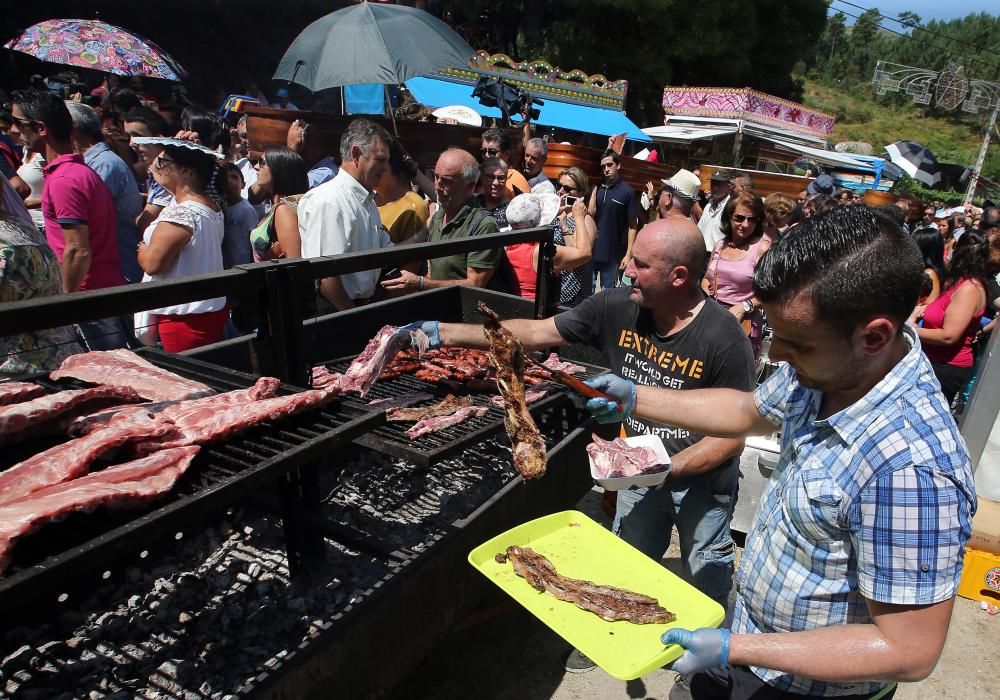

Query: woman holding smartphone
<box><xmin>554</xmin><ymin>167</ymin><xmax>596</xmax><ymax>307</ymax></box>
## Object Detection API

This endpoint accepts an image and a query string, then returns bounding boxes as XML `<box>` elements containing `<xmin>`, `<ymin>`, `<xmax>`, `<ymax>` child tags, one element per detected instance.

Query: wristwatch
<box><xmin>743</xmin><ymin>299</ymin><xmax>755</xmax><ymax>315</ymax></box>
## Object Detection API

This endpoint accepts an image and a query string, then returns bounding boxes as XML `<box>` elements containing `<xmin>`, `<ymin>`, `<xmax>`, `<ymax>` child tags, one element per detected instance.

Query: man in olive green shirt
<box><xmin>382</xmin><ymin>148</ymin><xmax>501</xmax><ymax>293</ymax></box>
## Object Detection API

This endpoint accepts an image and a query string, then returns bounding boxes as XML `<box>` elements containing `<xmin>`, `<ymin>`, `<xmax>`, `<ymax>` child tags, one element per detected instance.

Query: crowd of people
<box><xmin>2</xmin><ymin>66</ymin><xmax>1000</xmax><ymax>700</ymax></box>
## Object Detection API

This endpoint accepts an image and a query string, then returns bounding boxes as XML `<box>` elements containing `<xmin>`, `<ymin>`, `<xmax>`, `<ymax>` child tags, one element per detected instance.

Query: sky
<box><xmin>829</xmin><ymin>0</ymin><xmax>997</xmax><ymax>24</ymax></box>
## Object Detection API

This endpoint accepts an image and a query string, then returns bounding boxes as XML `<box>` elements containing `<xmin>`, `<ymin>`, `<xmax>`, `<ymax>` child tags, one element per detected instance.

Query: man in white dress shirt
<box><xmin>297</xmin><ymin>119</ymin><xmax>392</xmax><ymax>313</ymax></box>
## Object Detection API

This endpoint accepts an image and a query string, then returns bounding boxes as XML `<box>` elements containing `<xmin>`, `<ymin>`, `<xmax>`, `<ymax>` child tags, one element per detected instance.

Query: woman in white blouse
<box><xmin>135</xmin><ymin>138</ymin><xmax>227</xmax><ymax>352</ymax></box>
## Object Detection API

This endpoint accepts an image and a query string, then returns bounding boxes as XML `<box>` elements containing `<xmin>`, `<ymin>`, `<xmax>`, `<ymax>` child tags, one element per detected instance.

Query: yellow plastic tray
<box><xmin>468</xmin><ymin>510</ymin><xmax>725</xmax><ymax>680</ymax></box>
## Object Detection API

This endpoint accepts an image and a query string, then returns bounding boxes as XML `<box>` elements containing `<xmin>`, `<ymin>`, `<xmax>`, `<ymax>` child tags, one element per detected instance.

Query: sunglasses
<box><xmin>480</xmin><ymin>147</ymin><xmax>500</xmax><ymax>157</ymax></box>
<box><xmin>557</xmin><ymin>183</ymin><xmax>577</xmax><ymax>193</ymax></box>
<box><xmin>731</xmin><ymin>214</ymin><xmax>759</xmax><ymax>224</ymax></box>
<box><xmin>483</xmin><ymin>173</ymin><xmax>506</xmax><ymax>182</ymax></box>
<box><xmin>11</xmin><ymin>115</ymin><xmax>37</xmax><ymax>130</ymax></box>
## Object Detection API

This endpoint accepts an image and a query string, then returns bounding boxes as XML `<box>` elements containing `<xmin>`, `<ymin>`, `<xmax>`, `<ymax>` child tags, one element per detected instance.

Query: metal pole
<box><xmin>965</xmin><ymin>103</ymin><xmax>998</xmax><ymax>206</ymax></box>
<box><xmin>732</xmin><ymin>120</ymin><xmax>744</xmax><ymax>167</ymax></box>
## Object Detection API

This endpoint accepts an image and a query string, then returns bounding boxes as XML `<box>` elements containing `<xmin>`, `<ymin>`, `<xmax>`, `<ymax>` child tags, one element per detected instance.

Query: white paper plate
<box><xmin>589</xmin><ymin>434</ymin><xmax>671</xmax><ymax>491</ymax></box>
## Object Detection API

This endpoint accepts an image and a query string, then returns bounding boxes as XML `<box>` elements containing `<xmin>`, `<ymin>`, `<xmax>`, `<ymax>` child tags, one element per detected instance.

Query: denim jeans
<box><xmin>613</xmin><ymin>460</ymin><xmax>739</xmax><ymax>607</ymax></box>
<box><xmin>593</xmin><ymin>259</ymin><xmax>619</xmax><ymax>290</ymax></box>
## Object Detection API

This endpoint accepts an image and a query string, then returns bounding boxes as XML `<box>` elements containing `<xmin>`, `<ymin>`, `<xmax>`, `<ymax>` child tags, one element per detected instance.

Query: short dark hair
<box><xmin>12</xmin><ymin>89</ymin><xmax>73</xmax><ymax>142</ymax></box>
<box><xmin>181</xmin><ymin>108</ymin><xmax>225</xmax><ymax>150</ymax></box>
<box><xmin>125</xmin><ymin>106</ymin><xmax>167</xmax><ymax>136</ymax></box>
<box><xmin>263</xmin><ymin>146</ymin><xmax>309</xmax><ymax>198</ymax></box>
<box><xmin>601</xmin><ymin>149</ymin><xmax>620</xmax><ymax>164</ymax></box>
<box><xmin>481</xmin><ymin>127</ymin><xmax>511</xmax><ymax>152</ymax></box>
<box><xmin>110</xmin><ymin>88</ymin><xmax>142</xmax><ymax>114</ymax></box>
<box><xmin>754</xmin><ymin>205</ymin><xmax>923</xmax><ymax>335</ymax></box>
<box><xmin>873</xmin><ymin>204</ymin><xmax>904</xmax><ymax>227</ymax></box>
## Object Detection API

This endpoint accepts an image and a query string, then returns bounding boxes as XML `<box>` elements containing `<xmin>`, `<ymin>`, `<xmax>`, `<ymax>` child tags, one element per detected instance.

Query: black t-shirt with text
<box><xmin>554</xmin><ymin>287</ymin><xmax>754</xmax><ymax>462</ymax></box>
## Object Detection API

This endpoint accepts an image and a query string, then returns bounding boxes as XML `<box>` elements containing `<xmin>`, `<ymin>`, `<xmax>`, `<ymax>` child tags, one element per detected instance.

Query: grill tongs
<box><xmin>525</xmin><ymin>357</ymin><xmax>613</xmax><ymax>401</ymax></box>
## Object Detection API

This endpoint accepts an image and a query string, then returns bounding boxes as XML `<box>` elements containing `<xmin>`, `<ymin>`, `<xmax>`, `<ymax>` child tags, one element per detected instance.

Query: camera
<box><xmin>473</xmin><ymin>77</ymin><xmax>543</xmax><ymax>124</ymax></box>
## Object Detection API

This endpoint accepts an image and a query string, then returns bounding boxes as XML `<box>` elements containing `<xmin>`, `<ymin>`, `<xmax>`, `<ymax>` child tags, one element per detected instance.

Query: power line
<box><xmin>828</xmin><ymin>2</ymin><xmax>1000</xmax><ymax>74</ymax></box>
<box><xmin>832</xmin><ymin>0</ymin><xmax>1000</xmax><ymax>59</ymax></box>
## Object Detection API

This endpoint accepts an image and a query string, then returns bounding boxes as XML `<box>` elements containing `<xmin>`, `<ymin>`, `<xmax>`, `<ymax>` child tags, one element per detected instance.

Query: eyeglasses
<box><xmin>480</xmin><ymin>147</ymin><xmax>500</xmax><ymax>157</ymax></box>
<box><xmin>483</xmin><ymin>173</ymin><xmax>506</xmax><ymax>182</ymax></box>
<box><xmin>154</xmin><ymin>155</ymin><xmax>177</xmax><ymax>171</ymax></box>
<box><xmin>731</xmin><ymin>214</ymin><xmax>759</xmax><ymax>224</ymax></box>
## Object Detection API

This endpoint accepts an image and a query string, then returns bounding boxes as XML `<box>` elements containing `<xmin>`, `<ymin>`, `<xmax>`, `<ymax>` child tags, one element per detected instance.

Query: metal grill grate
<box><xmin>0</xmin><ymin>349</ymin><xmax>381</xmax><ymax>616</ymax></box>
<box><xmin>328</xmin><ymin>355</ymin><xmax>605</xmax><ymax>466</ymax></box>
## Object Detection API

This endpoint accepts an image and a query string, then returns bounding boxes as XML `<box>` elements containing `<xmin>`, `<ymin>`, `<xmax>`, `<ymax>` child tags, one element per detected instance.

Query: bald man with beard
<box><xmin>402</xmin><ymin>220</ymin><xmax>755</xmax><ymax>669</ymax></box>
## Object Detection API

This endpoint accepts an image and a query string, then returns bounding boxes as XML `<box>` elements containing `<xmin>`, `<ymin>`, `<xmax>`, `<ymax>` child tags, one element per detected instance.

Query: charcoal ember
<box><xmin>2</xmin><ymin>644</ymin><xmax>33</xmax><ymax>672</ymax></box>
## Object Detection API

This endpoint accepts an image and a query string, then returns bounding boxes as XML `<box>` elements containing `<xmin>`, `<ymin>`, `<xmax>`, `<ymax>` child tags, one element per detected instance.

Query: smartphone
<box><xmin>564</xmin><ymin>195</ymin><xmax>579</xmax><ymax>206</ymax></box>
<box><xmin>383</xmin><ymin>267</ymin><xmax>402</xmax><ymax>281</ymax></box>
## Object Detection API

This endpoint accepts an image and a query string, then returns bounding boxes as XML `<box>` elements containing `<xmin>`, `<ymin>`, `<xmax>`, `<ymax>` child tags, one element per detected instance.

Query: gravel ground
<box><xmin>389</xmin><ymin>487</ymin><xmax>1000</xmax><ymax>700</ymax></box>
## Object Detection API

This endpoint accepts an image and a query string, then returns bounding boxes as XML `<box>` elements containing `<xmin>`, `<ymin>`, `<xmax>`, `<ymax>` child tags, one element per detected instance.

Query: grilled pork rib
<box><xmin>479</xmin><ymin>302</ymin><xmax>547</xmax><ymax>479</ymax></box>
<box><xmin>498</xmin><ymin>546</ymin><xmax>676</xmax><ymax>624</ymax></box>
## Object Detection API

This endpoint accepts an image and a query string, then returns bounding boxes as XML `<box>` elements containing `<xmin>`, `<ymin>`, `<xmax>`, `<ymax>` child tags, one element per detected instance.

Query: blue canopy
<box><xmin>405</xmin><ymin>76</ymin><xmax>650</xmax><ymax>142</ymax></box>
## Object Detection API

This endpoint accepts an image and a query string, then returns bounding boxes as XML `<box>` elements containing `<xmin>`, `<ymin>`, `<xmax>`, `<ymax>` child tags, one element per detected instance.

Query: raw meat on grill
<box><xmin>387</xmin><ymin>394</ymin><xmax>472</xmax><ymax>422</ymax></box>
<box><xmin>540</xmin><ymin>353</ymin><xmax>585</xmax><ymax>376</ymax></box>
<box><xmin>51</xmin><ymin>349</ymin><xmax>214</xmax><ymax>402</ymax></box>
<box><xmin>311</xmin><ymin>366</ymin><xmax>343</xmax><ymax>390</ymax></box>
<box><xmin>0</xmin><ymin>385</ymin><xmax>143</xmax><ymax>445</ymax></box>
<box><xmin>405</xmin><ymin>406</ymin><xmax>489</xmax><ymax>439</ymax></box>
<box><xmin>0</xmin><ymin>382</ymin><xmax>45</xmax><ymax>406</ymax></box>
<box><xmin>497</xmin><ymin>546</ymin><xmax>676</xmax><ymax>625</ymax></box>
<box><xmin>67</xmin><ymin>377</ymin><xmax>283</xmax><ymax>436</ymax></box>
<box><xmin>134</xmin><ymin>387</ymin><xmax>340</xmax><ymax>454</ymax></box>
<box><xmin>587</xmin><ymin>434</ymin><xmax>667</xmax><ymax>479</ymax></box>
<box><xmin>479</xmin><ymin>302</ymin><xmax>547</xmax><ymax>479</ymax></box>
<box><xmin>0</xmin><ymin>446</ymin><xmax>200</xmax><ymax>574</ymax></box>
<box><xmin>0</xmin><ymin>413</ymin><xmax>173</xmax><ymax>506</ymax></box>
<box><xmin>366</xmin><ymin>393</ymin><xmax>434</xmax><ymax>410</ymax></box>
<box><xmin>340</xmin><ymin>325</ymin><xmax>411</xmax><ymax>397</ymax></box>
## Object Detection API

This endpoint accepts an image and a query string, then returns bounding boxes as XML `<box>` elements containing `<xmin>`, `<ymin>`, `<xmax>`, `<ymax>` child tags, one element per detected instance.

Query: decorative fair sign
<box><xmin>661</xmin><ymin>87</ymin><xmax>836</xmax><ymax>138</ymax></box>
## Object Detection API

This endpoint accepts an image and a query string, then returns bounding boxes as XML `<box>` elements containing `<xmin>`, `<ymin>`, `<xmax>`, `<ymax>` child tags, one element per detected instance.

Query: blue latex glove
<box><xmin>662</xmin><ymin>628</ymin><xmax>731</xmax><ymax>675</ymax></box>
<box><xmin>398</xmin><ymin>321</ymin><xmax>441</xmax><ymax>351</ymax></box>
<box><xmin>583</xmin><ymin>374</ymin><xmax>637</xmax><ymax>423</ymax></box>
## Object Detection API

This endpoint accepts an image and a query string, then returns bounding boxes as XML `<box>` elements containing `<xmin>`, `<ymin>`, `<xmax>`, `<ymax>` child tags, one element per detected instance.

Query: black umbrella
<box><xmin>273</xmin><ymin>2</ymin><xmax>474</xmax><ymax>90</ymax></box>
<box><xmin>885</xmin><ymin>140</ymin><xmax>942</xmax><ymax>188</ymax></box>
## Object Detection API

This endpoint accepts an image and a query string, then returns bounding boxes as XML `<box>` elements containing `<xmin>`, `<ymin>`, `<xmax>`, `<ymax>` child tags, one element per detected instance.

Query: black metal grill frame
<box><xmin>0</xmin><ymin>348</ymin><xmax>382</xmax><ymax>616</ymax></box>
<box><xmin>327</xmin><ymin>355</ymin><xmax>606</xmax><ymax>466</ymax></box>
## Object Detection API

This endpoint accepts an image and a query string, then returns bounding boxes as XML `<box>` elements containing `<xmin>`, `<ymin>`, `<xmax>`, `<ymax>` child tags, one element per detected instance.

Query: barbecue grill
<box><xmin>0</xmin><ymin>230</ymin><xmax>610</xmax><ymax>698</ymax></box>
<box><xmin>0</xmin><ymin>348</ymin><xmax>380</xmax><ymax>620</ymax></box>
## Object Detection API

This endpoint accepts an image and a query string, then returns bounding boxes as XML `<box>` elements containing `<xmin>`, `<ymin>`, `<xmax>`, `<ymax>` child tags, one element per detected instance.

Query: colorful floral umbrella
<box><xmin>4</xmin><ymin>18</ymin><xmax>185</xmax><ymax>81</ymax></box>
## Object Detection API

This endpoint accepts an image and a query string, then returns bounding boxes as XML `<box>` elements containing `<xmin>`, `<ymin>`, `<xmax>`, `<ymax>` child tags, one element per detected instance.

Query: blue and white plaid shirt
<box><xmin>733</xmin><ymin>326</ymin><xmax>976</xmax><ymax>696</ymax></box>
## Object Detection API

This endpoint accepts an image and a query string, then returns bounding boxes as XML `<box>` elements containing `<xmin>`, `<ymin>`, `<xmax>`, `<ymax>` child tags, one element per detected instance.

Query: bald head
<box><xmin>639</xmin><ymin>219</ymin><xmax>708</xmax><ymax>282</ymax></box>
<box><xmin>435</xmin><ymin>148</ymin><xmax>480</xmax><ymax>216</ymax></box>
<box><xmin>437</xmin><ymin>148</ymin><xmax>479</xmax><ymax>186</ymax></box>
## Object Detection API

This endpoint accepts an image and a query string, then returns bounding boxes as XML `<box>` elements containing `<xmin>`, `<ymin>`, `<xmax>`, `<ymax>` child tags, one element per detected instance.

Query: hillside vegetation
<box><xmin>802</xmin><ymin>80</ymin><xmax>991</xmax><ymax>173</ymax></box>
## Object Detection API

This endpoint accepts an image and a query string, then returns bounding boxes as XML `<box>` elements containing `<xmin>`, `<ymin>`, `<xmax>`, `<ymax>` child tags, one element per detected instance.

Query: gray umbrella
<box><xmin>273</xmin><ymin>2</ymin><xmax>474</xmax><ymax>90</ymax></box>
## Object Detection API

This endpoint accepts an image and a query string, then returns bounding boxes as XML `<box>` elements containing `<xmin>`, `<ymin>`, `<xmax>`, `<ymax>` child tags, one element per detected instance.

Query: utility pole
<box><xmin>965</xmin><ymin>104</ymin><xmax>998</xmax><ymax>205</ymax></box>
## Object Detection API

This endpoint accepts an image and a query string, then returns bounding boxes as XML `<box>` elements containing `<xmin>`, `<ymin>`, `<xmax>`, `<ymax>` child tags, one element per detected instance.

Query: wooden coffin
<box><xmin>542</xmin><ymin>143</ymin><xmax>676</xmax><ymax>193</ymax></box>
<box><xmin>242</xmin><ymin>106</ymin><xmax>523</xmax><ymax>171</ymax></box>
<box><xmin>698</xmin><ymin>165</ymin><xmax>813</xmax><ymax>199</ymax></box>
<box><xmin>244</xmin><ymin>107</ymin><xmax>672</xmax><ymax>194</ymax></box>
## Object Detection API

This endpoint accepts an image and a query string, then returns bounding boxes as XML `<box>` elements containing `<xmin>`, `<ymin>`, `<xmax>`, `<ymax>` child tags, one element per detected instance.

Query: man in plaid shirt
<box><xmin>585</xmin><ymin>205</ymin><xmax>977</xmax><ymax>698</ymax></box>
